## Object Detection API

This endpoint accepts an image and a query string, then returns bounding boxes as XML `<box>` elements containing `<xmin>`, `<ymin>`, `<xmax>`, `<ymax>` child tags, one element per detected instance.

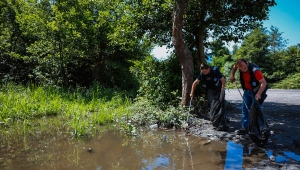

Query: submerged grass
<box><xmin>0</xmin><ymin>83</ymin><xmax>133</xmax><ymax>139</ymax></box>
<box><xmin>0</xmin><ymin>82</ymin><xmax>202</xmax><ymax>147</ymax></box>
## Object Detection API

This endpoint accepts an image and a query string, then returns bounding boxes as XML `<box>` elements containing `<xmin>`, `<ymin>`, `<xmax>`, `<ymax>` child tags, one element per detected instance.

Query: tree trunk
<box><xmin>172</xmin><ymin>0</ymin><xmax>193</xmax><ymax>106</ymax></box>
<box><xmin>198</xmin><ymin>25</ymin><xmax>206</xmax><ymax>64</ymax></box>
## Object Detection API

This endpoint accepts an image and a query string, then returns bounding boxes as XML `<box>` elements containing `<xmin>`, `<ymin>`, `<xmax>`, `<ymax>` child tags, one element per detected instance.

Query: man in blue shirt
<box><xmin>190</xmin><ymin>63</ymin><xmax>226</xmax><ymax>103</ymax></box>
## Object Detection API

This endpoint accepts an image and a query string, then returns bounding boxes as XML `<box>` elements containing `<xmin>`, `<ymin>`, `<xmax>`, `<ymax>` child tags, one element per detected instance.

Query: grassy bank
<box><xmin>0</xmin><ymin>83</ymin><xmax>134</xmax><ymax>138</ymax></box>
<box><xmin>0</xmin><ymin>83</ymin><xmax>195</xmax><ymax>144</ymax></box>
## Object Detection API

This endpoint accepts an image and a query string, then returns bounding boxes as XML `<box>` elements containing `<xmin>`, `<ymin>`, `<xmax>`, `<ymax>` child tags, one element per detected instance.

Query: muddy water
<box><xmin>0</xmin><ymin>126</ymin><xmax>276</xmax><ymax>170</ymax></box>
<box><xmin>0</xmin><ymin>129</ymin><xmax>225</xmax><ymax>169</ymax></box>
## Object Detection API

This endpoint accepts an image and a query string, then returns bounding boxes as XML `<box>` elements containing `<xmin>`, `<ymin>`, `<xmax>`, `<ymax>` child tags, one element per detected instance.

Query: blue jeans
<box><xmin>241</xmin><ymin>90</ymin><xmax>255</xmax><ymax>129</ymax></box>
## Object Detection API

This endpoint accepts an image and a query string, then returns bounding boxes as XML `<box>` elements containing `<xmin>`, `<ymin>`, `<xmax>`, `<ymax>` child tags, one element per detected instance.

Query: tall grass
<box><xmin>0</xmin><ymin>83</ymin><xmax>133</xmax><ymax>138</ymax></box>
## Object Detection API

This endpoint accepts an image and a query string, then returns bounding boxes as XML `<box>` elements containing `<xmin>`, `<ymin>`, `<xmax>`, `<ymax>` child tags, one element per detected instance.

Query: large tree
<box><xmin>172</xmin><ymin>0</ymin><xmax>276</xmax><ymax>104</ymax></box>
<box><xmin>172</xmin><ymin>0</ymin><xmax>193</xmax><ymax>105</ymax></box>
<box><xmin>127</xmin><ymin>0</ymin><xmax>276</xmax><ymax>105</ymax></box>
<box><xmin>268</xmin><ymin>25</ymin><xmax>288</xmax><ymax>53</ymax></box>
<box><xmin>183</xmin><ymin>0</ymin><xmax>276</xmax><ymax>65</ymax></box>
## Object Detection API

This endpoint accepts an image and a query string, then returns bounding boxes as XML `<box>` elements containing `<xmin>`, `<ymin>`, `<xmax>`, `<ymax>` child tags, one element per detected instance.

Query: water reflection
<box><xmin>1</xmin><ymin>127</ymin><xmax>300</xmax><ymax>170</ymax></box>
<box><xmin>285</xmin><ymin>151</ymin><xmax>300</xmax><ymax>161</ymax></box>
<box><xmin>224</xmin><ymin>141</ymin><xmax>243</xmax><ymax>170</ymax></box>
<box><xmin>142</xmin><ymin>154</ymin><xmax>169</xmax><ymax>170</ymax></box>
<box><xmin>266</xmin><ymin>150</ymin><xmax>300</xmax><ymax>163</ymax></box>
<box><xmin>0</xmin><ymin>128</ymin><xmax>227</xmax><ymax>169</ymax></box>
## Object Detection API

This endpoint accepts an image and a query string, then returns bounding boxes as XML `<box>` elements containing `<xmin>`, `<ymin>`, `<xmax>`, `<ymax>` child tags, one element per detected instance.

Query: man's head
<box><xmin>236</xmin><ymin>59</ymin><xmax>248</xmax><ymax>72</ymax></box>
<box><xmin>200</xmin><ymin>63</ymin><xmax>210</xmax><ymax>75</ymax></box>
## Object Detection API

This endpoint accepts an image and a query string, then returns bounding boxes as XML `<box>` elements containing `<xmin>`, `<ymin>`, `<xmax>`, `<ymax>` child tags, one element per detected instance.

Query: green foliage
<box><xmin>128</xmin><ymin>97</ymin><xmax>199</xmax><ymax>129</ymax></box>
<box><xmin>211</xmin><ymin>55</ymin><xmax>232</xmax><ymax>73</ymax></box>
<box><xmin>0</xmin><ymin>83</ymin><xmax>133</xmax><ymax>137</ymax></box>
<box><xmin>270</xmin><ymin>73</ymin><xmax>300</xmax><ymax>89</ymax></box>
<box><xmin>268</xmin><ymin>25</ymin><xmax>288</xmax><ymax>53</ymax></box>
<box><xmin>233</xmin><ymin>27</ymin><xmax>270</xmax><ymax>66</ymax></box>
<box><xmin>130</xmin><ymin>55</ymin><xmax>182</xmax><ymax>108</ymax></box>
<box><xmin>0</xmin><ymin>0</ymin><xmax>148</xmax><ymax>89</ymax></box>
<box><xmin>184</xmin><ymin>0</ymin><xmax>276</xmax><ymax>62</ymax></box>
<box><xmin>218</xmin><ymin>59</ymin><xmax>240</xmax><ymax>89</ymax></box>
<box><xmin>231</xmin><ymin>26</ymin><xmax>300</xmax><ymax>85</ymax></box>
<box><xmin>209</xmin><ymin>40</ymin><xmax>231</xmax><ymax>58</ymax></box>
<box><xmin>210</xmin><ymin>40</ymin><xmax>233</xmax><ymax>74</ymax></box>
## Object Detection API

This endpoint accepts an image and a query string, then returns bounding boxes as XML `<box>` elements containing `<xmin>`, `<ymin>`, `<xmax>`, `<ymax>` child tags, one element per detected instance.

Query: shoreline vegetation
<box><xmin>0</xmin><ymin>73</ymin><xmax>300</xmax><ymax>141</ymax></box>
<box><xmin>0</xmin><ymin>83</ymin><xmax>192</xmax><ymax>145</ymax></box>
<box><xmin>0</xmin><ymin>83</ymin><xmax>134</xmax><ymax>141</ymax></box>
<box><xmin>1</xmin><ymin>77</ymin><xmax>299</xmax><ymax>146</ymax></box>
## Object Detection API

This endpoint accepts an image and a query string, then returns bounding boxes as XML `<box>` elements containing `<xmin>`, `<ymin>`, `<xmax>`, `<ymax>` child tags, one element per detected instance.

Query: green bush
<box><xmin>130</xmin><ymin>55</ymin><xmax>182</xmax><ymax>108</ymax></box>
<box><xmin>128</xmin><ymin>97</ymin><xmax>200</xmax><ymax>129</ymax></box>
<box><xmin>270</xmin><ymin>73</ymin><xmax>300</xmax><ymax>89</ymax></box>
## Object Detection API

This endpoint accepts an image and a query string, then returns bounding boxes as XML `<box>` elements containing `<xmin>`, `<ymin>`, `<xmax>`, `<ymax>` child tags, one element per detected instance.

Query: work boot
<box><xmin>235</xmin><ymin>127</ymin><xmax>248</xmax><ymax>135</ymax></box>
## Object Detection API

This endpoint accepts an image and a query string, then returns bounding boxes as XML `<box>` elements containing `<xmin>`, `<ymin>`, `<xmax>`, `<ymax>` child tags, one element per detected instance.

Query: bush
<box><xmin>130</xmin><ymin>55</ymin><xmax>182</xmax><ymax>109</ymax></box>
<box><xmin>270</xmin><ymin>73</ymin><xmax>300</xmax><ymax>89</ymax></box>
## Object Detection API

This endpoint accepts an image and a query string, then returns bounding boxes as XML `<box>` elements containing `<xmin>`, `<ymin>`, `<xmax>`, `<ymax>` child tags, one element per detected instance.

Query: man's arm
<box><xmin>255</xmin><ymin>78</ymin><xmax>267</xmax><ymax>100</ymax></box>
<box><xmin>220</xmin><ymin>77</ymin><xmax>226</xmax><ymax>93</ymax></box>
<box><xmin>190</xmin><ymin>79</ymin><xmax>200</xmax><ymax>98</ymax></box>
<box><xmin>230</xmin><ymin>64</ymin><xmax>238</xmax><ymax>83</ymax></box>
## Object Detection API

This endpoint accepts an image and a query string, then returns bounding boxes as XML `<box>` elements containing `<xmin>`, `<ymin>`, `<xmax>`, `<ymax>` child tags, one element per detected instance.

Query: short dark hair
<box><xmin>200</xmin><ymin>63</ymin><xmax>209</xmax><ymax>70</ymax></box>
<box><xmin>236</xmin><ymin>59</ymin><xmax>248</xmax><ymax>65</ymax></box>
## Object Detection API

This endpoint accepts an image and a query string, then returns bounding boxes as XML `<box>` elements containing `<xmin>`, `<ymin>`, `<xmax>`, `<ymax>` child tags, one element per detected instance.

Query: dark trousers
<box><xmin>206</xmin><ymin>89</ymin><xmax>220</xmax><ymax>105</ymax></box>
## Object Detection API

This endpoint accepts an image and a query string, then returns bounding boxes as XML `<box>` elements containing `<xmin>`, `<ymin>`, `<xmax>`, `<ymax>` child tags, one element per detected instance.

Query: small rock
<box><xmin>149</xmin><ymin>124</ymin><xmax>158</xmax><ymax>129</ymax></box>
<box><xmin>198</xmin><ymin>139</ymin><xmax>211</xmax><ymax>146</ymax></box>
<box><xmin>210</xmin><ymin>137</ymin><xmax>218</xmax><ymax>141</ymax></box>
<box><xmin>234</xmin><ymin>135</ymin><xmax>240</xmax><ymax>139</ymax></box>
<box><xmin>88</xmin><ymin>148</ymin><xmax>92</xmax><ymax>152</ymax></box>
<box><xmin>269</xmin><ymin>155</ymin><xmax>276</xmax><ymax>162</ymax></box>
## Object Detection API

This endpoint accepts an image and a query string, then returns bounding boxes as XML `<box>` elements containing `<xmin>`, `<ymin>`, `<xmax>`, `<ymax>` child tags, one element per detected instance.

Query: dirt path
<box><xmin>188</xmin><ymin>89</ymin><xmax>300</xmax><ymax>169</ymax></box>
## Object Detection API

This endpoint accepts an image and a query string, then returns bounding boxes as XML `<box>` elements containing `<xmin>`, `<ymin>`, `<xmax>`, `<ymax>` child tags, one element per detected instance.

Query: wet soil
<box><xmin>187</xmin><ymin>89</ymin><xmax>300</xmax><ymax>169</ymax></box>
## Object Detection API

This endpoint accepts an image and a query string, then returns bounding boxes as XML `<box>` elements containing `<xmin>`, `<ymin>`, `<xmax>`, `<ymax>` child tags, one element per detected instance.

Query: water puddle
<box><xmin>1</xmin><ymin>127</ymin><xmax>300</xmax><ymax>169</ymax></box>
<box><xmin>266</xmin><ymin>150</ymin><xmax>300</xmax><ymax>163</ymax></box>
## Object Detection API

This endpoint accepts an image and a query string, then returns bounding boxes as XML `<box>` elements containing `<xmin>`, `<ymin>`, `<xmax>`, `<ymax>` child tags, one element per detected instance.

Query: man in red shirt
<box><xmin>230</xmin><ymin>59</ymin><xmax>268</xmax><ymax>135</ymax></box>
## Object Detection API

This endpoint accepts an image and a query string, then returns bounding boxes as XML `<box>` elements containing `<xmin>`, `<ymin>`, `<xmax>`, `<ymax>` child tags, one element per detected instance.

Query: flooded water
<box><xmin>1</xmin><ymin>127</ymin><xmax>300</xmax><ymax>170</ymax></box>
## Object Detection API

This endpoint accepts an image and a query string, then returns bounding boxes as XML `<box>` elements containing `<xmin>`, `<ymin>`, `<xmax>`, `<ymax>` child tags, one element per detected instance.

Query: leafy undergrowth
<box><xmin>128</xmin><ymin>97</ymin><xmax>210</xmax><ymax>131</ymax></box>
<box><xmin>0</xmin><ymin>83</ymin><xmax>212</xmax><ymax>140</ymax></box>
<box><xmin>270</xmin><ymin>73</ymin><xmax>300</xmax><ymax>89</ymax></box>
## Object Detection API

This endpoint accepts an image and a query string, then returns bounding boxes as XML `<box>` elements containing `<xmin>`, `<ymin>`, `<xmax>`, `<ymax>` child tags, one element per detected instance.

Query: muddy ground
<box><xmin>188</xmin><ymin>89</ymin><xmax>300</xmax><ymax>170</ymax></box>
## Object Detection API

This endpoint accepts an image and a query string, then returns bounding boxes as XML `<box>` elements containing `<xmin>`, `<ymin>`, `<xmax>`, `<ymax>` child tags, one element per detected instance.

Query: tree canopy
<box><xmin>1</xmin><ymin>0</ymin><xmax>299</xmax><ymax>107</ymax></box>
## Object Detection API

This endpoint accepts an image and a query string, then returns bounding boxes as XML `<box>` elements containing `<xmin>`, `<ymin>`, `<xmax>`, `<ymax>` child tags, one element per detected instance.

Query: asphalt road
<box><xmin>225</xmin><ymin>89</ymin><xmax>300</xmax><ymax>113</ymax></box>
<box><xmin>225</xmin><ymin>89</ymin><xmax>300</xmax><ymax>105</ymax></box>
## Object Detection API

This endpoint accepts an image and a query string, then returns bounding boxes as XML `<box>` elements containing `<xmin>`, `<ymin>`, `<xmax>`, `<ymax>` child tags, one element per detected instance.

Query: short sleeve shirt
<box><xmin>197</xmin><ymin>67</ymin><xmax>223</xmax><ymax>90</ymax></box>
<box><xmin>242</xmin><ymin>70</ymin><xmax>264</xmax><ymax>90</ymax></box>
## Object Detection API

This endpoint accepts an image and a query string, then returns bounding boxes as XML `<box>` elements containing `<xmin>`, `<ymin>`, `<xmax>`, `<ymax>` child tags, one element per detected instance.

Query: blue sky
<box><xmin>263</xmin><ymin>0</ymin><xmax>300</xmax><ymax>46</ymax></box>
<box><xmin>152</xmin><ymin>0</ymin><xmax>300</xmax><ymax>59</ymax></box>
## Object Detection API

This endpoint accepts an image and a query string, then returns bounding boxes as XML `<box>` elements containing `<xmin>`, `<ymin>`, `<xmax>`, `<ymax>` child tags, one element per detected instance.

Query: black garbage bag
<box><xmin>258</xmin><ymin>93</ymin><xmax>267</xmax><ymax>105</ymax></box>
<box><xmin>209</xmin><ymin>92</ymin><xmax>228</xmax><ymax>131</ymax></box>
<box><xmin>249</xmin><ymin>100</ymin><xmax>270</xmax><ymax>146</ymax></box>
